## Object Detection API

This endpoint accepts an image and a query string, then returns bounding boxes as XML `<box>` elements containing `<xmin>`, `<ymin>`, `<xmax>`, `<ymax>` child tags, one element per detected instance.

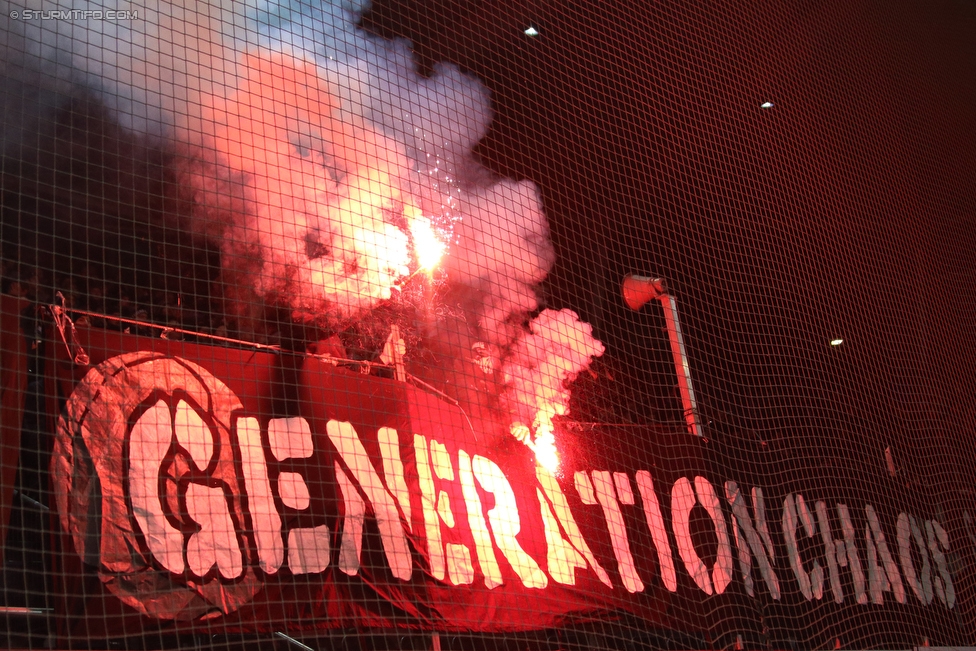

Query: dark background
<box><xmin>362</xmin><ymin>0</ymin><xmax>976</xmax><ymax>442</ymax></box>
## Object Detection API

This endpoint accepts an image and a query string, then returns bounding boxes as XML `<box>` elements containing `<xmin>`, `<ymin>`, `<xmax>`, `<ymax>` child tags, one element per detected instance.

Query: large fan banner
<box><xmin>44</xmin><ymin>328</ymin><xmax>976</xmax><ymax>641</ymax></box>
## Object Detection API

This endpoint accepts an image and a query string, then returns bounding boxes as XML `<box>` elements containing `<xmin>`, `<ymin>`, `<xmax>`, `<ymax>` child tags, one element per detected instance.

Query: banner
<box><xmin>47</xmin><ymin>328</ymin><xmax>976</xmax><ymax>645</ymax></box>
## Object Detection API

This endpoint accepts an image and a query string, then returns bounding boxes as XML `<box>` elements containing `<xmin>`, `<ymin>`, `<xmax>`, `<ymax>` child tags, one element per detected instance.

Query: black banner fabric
<box><xmin>45</xmin><ymin>329</ymin><xmax>976</xmax><ymax>645</ymax></box>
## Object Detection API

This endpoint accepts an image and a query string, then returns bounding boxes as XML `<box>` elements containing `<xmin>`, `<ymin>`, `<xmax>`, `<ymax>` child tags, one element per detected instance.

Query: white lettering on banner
<box><xmin>614</xmin><ymin>473</ymin><xmax>635</xmax><ymax>505</ymax></box>
<box><xmin>378</xmin><ymin>427</ymin><xmax>412</xmax><ymax>528</ymax></box>
<box><xmin>836</xmin><ymin>504</ymin><xmax>867</xmax><ymax>605</ymax></box>
<box><xmin>865</xmin><ymin>504</ymin><xmax>905</xmax><ymax>604</ymax></box>
<box><xmin>129</xmin><ymin>400</ymin><xmax>185</xmax><ymax>574</ymax></box>
<box><xmin>783</xmin><ymin>494</ymin><xmax>823</xmax><ymax>600</ymax></box>
<box><xmin>269</xmin><ymin>417</ymin><xmax>314</xmax><ymax>460</ymax></box>
<box><xmin>538</xmin><ymin>488</ymin><xmax>587</xmax><ymax>585</ymax></box>
<box><xmin>260</xmin><ymin>416</ymin><xmax>332</xmax><ymax>574</ymax></box>
<box><xmin>815</xmin><ymin>501</ymin><xmax>843</xmax><ymax>604</ymax></box>
<box><xmin>752</xmin><ymin>488</ymin><xmax>775</xmax><ymax>564</ymax></box>
<box><xmin>635</xmin><ymin>471</ymin><xmax>677</xmax><ymax>592</ymax></box>
<box><xmin>431</xmin><ymin>440</ymin><xmax>454</xmax><ymax>480</ymax></box>
<box><xmin>429</xmin><ymin>439</ymin><xmax>475</xmax><ymax>586</ymax></box>
<box><xmin>672</xmin><ymin>477</ymin><xmax>710</xmax><ymax>594</ymax></box>
<box><xmin>472</xmin><ymin>455</ymin><xmax>548</xmax><ymax>589</ymax></box>
<box><xmin>695</xmin><ymin>477</ymin><xmax>733</xmax><ymax>594</ymax></box>
<box><xmin>185</xmin><ymin>482</ymin><xmax>243</xmax><ymax>579</ymax></box>
<box><xmin>336</xmin><ymin>462</ymin><xmax>365</xmax><ymax>575</ymax></box>
<box><xmin>591</xmin><ymin>470</ymin><xmax>644</xmax><ymax>593</ymax></box>
<box><xmin>104</xmin><ymin>356</ymin><xmax>972</xmax><ymax>611</ymax></box>
<box><xmin>725</xmin><ymin>481</ymin><xmax>780</xmax><ymax>599</ymax></box>
<box><xmin>926</xmin><ymin>520</ymin><xmax>955</xmax><ymax>608</ymax></box>
<box><xmin>536</xmin><ymin>466</ymin><xmax>612</xmax><ymax>588</ymax></box>
<box><xmin>236</xmin><ymin>416</ymin><xmax>283</xmax><ymax>574</ymax></box>
<box><xmin>174</xmin><ymin>400</ymin><xmax>213</xmax><ymax>470</ymax></box>
<box><xmin>268</xmin><ymin>417</ymin><xmax>330</xmax><ymax>575</ymax></box>
<box><xmin>410</xmin><ymin>438</ymin><xmax>482</xmax><ymax>586</ymax></box>
<box><xmin>136</xmin><ymin>404</ymin><xmax>964</xmax><ymax>606</ymax></box>
<box><xmin>130</xmin><ymin>398</ymin><xmax>246</xmax><ymax>580</ymax></box>
<box><xmin>447</xmin><ymin>541</ymin><xmax>476</xmax><ymax>585</ymax></box>
<box><xmin>414</xmin><ymin>435</ymin><xmax>446</xmax><ymax>581</ymax></box>
<box><xmin>459</xmin><ymin>451</ymin><xmax>503</xmax><ymax>588</ymax></box>
<box><xmin>898</xmin><ymin>512</ymin><xmax>934</xmax><ymax>605</ymax></box>
<box><xmin>175</xmin><ymin>402</ymin><xmax>245</xmax><ymax>579</ymax></box>
<box><xmin>431</xmin><ymin>442</ymin><xmax>458</xmax><ymax>526</ymax></box>
<box><xmin>279</xmin><ymin>473</ymin><xmax>311</xmax><ymax>510</ymax></box>
<box><xmin>72</xmin><ymin>352</ymin><xmax>976</xmax><ymax>625</ymax></box>
<box><xmin>268</xmin><ymin>417</ymin><xmax>332</xmax><ymax>574</ymax></box>
<box><xmin>671</xmin><ymin>477</ymin><xmax>733</xmax><ymax>595</ymax></box>
<box><xmin>574</xmin><ymin>471</ymin><xmax>597</xmax><ymax>504</ymax></box>
<box><xmin>289</xmin><ymin>525</ymin><xmax>332</xmax><ymax>575</ymax></box>
<box><xmin>327</xmin><ymin>421</ymin><xmax>412</xmax><ymax>580</ymax></box>
<box><xmin>268</xmin><ymin>419</ymin><xmax>314</xmax><ymax>512</ymax></box>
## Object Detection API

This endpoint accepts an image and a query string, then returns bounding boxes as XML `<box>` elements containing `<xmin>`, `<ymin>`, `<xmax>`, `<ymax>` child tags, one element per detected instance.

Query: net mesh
<box><xmin>1</xmin><ymin>0</ymin><xmax>975</xmax><ymax>649</ymax></box>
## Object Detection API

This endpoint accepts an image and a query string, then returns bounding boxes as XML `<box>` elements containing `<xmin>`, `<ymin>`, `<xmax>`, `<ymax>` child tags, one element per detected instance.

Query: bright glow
<box><xmin>524</xmin><ymin>26</ymin><xmax>539</xmax><ymax>36</ymax></box>
<box><xmin>830</xmin><ymin>338</ymin><xmax>844</xmax><ymax>346</ymax></box>
<box><xmin>760</xmin><ymin>101</ymin><xmax>775</xmax><ymax>109</ymax></box>
<box><xmin>533</xmin><ymin>423</ymin><xmax>559</xmax><ymax>472</ymax></box>
<box><xmin>510</xmin><ymin>422</ymin><xmax>558</xmax><ymax>472</ymax></box>
<box><xmin>409</xmin><ymin>214</ymin><xmax>446</xmax><ymax>271</ymax></box>
<box><xmin>534</xmin><ymin>437</ymin><xmax>559</xmax><ymax>473</ymax></box>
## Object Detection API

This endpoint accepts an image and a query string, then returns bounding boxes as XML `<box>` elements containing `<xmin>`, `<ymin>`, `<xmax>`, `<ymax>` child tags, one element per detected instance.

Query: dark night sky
<box><xmin>362</xmin><ymin>0</ymin><xmax>976</xmax><ymax>444</ymax></box>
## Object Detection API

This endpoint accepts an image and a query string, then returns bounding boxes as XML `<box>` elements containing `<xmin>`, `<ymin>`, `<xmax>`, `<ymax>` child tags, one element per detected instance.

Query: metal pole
<box><xmin>658</xmin><ymin>293</ymin><xmax>702</xmax><ymax>437</ymax></box>
<box><xmin>622</xmin><ymin>275</ymin><xmax>702</xmax><ymax>437</ymax></box>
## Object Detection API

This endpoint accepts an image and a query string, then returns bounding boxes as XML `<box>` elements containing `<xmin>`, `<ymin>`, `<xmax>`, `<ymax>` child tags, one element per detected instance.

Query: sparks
<box><xmin>408</xmin><ymin>211</ymin><xmax>446</xmax><ymax>271</ymax></box>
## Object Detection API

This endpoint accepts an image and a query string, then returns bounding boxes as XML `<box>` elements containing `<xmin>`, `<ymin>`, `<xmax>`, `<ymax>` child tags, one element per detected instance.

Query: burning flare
<box><xmin>408</xmin><ymin>208</ymin><xmax>446</xmax><ymax>271</ymax></box>
<box><xmin>503</xmin><ymin>309</ymin><xmax>605</xmax><ymax>470</ymax></box>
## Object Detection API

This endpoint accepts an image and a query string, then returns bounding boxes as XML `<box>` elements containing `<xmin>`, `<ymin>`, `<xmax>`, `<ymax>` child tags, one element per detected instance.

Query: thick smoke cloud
<box><xmin>182</xmin><ymin>52</ymin><xmax>415</xmax><ymax>320</ymax></box>
<box><xmin>501</xmin><ymin>309</ymin><xmax>605</xmax><ymax>464</ymax></box>
<box><xmin>0</xmin><ymin>0</ymin><xmax>604</xmax><ymax>452</ymax></box>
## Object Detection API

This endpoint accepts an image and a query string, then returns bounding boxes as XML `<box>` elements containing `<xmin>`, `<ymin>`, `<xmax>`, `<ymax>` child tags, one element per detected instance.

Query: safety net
<box><xmin>0</xmin><ymin>1</ymin><xmax>975</xmax><ymax>649</ymax></box>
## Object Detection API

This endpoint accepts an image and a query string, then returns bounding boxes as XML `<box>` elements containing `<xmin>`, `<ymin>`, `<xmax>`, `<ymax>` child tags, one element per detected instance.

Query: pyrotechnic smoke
<box><xmin>0</xmin><ymin>0</ymin><xmax>553</xmax><ymax>329</ymax></box>
<box><xmin>182</xmin><ymin>51</ymin><xmax>416</xmax><ymax>320</ymax></box>
<box><xmin>501</xmin><ymin>309</ymin><xmax>606</xmax><ymax>466</ymax></box>
<box><xmin>1</xmin><ymin>0</ymin><xmax>604</xmax><ymax>449</ymax></box>
<box><xmin>445</xmin><ymin>180</ymin><xmax>555</xmax><ymax>345</ymax></box>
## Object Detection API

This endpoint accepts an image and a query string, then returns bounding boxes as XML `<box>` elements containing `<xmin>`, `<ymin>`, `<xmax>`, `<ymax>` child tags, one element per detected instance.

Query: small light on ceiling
<box><xmin>524</xmin><ymin>25</ymin><xmax>539</xmax><ymax>36</ymax></box>
<box><xmin>760</xmin><ymin>101</ymin><xmax>775</xmax><ymax>109</ymax></box>
<box><xmin>830</xmin><ymin>338</ymin><xmax>844</xmax><ymax>347</ymax></box>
